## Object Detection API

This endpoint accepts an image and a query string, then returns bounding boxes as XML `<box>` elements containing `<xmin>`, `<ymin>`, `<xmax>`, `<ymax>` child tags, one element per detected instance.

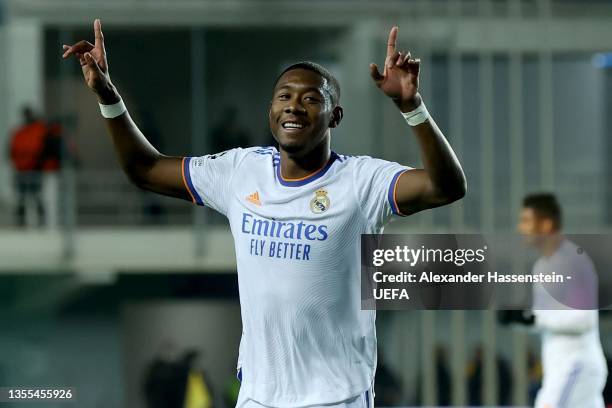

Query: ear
<box><xmin>541</xmin><ymin>218</ymin><xmax>554</xmax><ymax>234</ymax></box>
<box><xmin>328</xmin><ymin>105</ymin><xmax>344</xmax><ymax>128</ymax></box>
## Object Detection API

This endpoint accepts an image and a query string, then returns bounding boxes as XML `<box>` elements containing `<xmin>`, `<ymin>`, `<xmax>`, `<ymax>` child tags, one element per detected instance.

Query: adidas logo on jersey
<box><xmin>246</xmin><ymin>191</ymin><xmax>261</xmax><ymax>206</ymax></box>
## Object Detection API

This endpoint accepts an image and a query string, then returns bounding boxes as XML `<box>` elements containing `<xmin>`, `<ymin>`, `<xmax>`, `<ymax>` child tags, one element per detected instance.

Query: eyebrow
<box><xmin>275</xmin><ymin>85</ymin><xmax>324</xmax><ymax>96</ymax></box>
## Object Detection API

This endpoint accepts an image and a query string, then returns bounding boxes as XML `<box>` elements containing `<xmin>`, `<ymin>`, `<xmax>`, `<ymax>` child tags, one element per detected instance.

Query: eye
<box><xmin>277</xmin><ymin>93</ymin><xmax>290</xmax><ymax>100</ymax></box>
<box><xmin>305</xmin><ymin>96</ymin><xmax>321</xmax><ymax>103</ymax></box>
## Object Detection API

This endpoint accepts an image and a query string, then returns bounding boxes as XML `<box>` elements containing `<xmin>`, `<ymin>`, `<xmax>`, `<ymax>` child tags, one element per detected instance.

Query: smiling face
<box><xmin>269</xmin><ymin>68</ymin><xmax>341</xmax><ymax>157</ymax></box>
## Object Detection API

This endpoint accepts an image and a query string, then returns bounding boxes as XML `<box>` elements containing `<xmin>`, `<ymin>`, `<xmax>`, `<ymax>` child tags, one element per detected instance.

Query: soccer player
<box><xmin>514</xmin><ymin>193</ymin><xmax>607</xmax><ymax>408</ymax></box>
<box><xmin>62</xmin><ymin>20</ymin><xmax>466</xmax><ymax>407</ymax></box>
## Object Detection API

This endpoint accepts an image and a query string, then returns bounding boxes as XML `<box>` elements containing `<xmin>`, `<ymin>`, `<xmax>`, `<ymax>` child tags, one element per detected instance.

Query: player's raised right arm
<box><xmin>62</xmin><ymin>19</ymin><xmax>191</xmax><ymax>202</ymax></box>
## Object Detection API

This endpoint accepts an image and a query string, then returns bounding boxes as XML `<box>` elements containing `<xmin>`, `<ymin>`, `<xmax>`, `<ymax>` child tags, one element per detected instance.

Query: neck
<box><xmin>540</xmin><ymin>233</ymin><xmax>563</xmax><ymax>257</ymax></box>
<box><xmin>279</xmin><ymin>137</ymin><xmax>331</xmax><ymax>180</ymax></box>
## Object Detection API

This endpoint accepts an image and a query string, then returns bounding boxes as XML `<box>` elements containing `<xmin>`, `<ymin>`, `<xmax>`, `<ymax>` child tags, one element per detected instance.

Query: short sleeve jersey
<box><xmin>183</xmin><ymin>146</ymin><xmax>411</xmax><ymax>407</ymax></box>
<box><xmin>532</xmin><ymin>240</ymin><xmax>606</xmax><ymax>379</ymax></box>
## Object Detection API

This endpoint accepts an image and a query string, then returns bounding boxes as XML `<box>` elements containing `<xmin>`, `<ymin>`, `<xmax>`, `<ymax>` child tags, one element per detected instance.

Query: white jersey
<box><xmin>532</xmin><ymin>239</ymin><xmax>607</xmax><ymax>405</ymax></box>
<box><xmin>183</xmin><ymin>146</ymin><xmax>410</xmax><ymax>407</ymax></box>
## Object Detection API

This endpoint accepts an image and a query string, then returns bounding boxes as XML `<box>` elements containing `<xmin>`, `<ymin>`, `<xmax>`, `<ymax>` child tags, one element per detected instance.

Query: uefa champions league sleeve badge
<box><xmin>310</xmin><ymin>189</ymin><xmax>330</xmax><ymax>214</ymax></box>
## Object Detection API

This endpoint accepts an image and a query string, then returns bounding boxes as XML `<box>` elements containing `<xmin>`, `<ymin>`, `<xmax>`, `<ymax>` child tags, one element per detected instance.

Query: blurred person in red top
<box><xmin>8</xmin><ymin>106</ymin><xmax>47</xmax><ymax>227</ymax></box>
<box><xmin>39</xmin><ymin>119</ymin><xmax>65</xmax><ymax>172</ymax></box>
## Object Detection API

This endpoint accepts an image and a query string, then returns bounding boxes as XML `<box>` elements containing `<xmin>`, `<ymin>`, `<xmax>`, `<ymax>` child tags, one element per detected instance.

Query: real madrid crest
<box><xmin>310</xmin><ymin>188</ymin><xmax>330</xmax><ymax>214</ymax></box>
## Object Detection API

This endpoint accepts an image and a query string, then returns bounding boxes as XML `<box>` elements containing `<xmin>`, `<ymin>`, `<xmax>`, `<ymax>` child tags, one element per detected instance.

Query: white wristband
<box><xmin>401</xmin><ymin>102</ymin><xmax>430</xmax><ymax>126</ymax></box>
<box><xmin>99</xmin><ymin>99</ymin><xmax>127</xmax><ymax>119</ymax></box>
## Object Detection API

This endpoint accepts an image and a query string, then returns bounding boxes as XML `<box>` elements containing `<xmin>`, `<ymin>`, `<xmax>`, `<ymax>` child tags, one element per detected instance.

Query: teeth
<box><xmin>283</xmin><ymin>122</ymin><xmax>304</xmax><ymax>129</ymax></box>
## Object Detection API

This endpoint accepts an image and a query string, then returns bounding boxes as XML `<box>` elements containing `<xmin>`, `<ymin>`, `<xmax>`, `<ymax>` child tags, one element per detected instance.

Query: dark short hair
<box><xmin>274</xmin><ymin>61</ymin><xmax>341</xmax><ymax>106</ymax></box>
<box><xmin>523</xmin><ymin>193</ymin><xmax>562</xmax><ymax>230</ymax></box>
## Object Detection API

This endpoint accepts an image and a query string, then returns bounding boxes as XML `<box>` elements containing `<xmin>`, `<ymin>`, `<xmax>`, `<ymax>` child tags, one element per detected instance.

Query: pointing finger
<box><xmin>94</xmin><ymin>19</ymin><xmax>105</xmax><ymax>52</ymax></box>
<box><xmin>386</xmin><ymin>26</ymin><xmax>398</xmax><ymax>60</ymax></box>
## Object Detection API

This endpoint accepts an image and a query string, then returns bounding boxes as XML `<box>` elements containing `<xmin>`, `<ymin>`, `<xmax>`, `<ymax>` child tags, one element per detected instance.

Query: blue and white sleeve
<box><xmin>182</xmin><ymin>148</ymin><xmax>245</xmax><ymax>216</ymax></box>
<box><xmin>352</xmin><ymin>156</ymin><xmax>413</xmax><ymax>227</ymax></box>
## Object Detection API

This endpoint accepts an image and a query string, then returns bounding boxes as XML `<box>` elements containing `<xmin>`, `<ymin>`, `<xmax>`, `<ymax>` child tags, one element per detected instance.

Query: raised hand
<box><xmin>62</xmin><ymin>19</ymin><xmax>118</xmax><ymax>103</ymax></box>
<box><xmin>370</xmin><ymin>26</ymin><xmax>421</xmax><ymax>111</ymax></box>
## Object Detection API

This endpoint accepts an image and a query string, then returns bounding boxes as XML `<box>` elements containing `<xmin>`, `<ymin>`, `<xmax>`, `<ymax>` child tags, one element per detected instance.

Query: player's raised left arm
<box><xmin>370</xmin><ymin>27</ymin><xmax>466</xmax><ymax>216</ymax></box>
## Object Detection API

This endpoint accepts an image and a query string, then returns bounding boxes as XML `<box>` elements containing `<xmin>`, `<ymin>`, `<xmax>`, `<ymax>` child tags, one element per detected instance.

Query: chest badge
<box><xmin>310</xmin><ymin>188</ymin><xmax>330</xmax><ymax>214</ymax></box>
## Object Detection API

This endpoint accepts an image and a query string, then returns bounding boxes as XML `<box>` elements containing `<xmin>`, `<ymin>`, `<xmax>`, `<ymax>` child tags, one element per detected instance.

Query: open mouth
<box><xmin>282</xmin><ymin>121</ymin><xmax>306</xmax><ymax>130</ymax></box>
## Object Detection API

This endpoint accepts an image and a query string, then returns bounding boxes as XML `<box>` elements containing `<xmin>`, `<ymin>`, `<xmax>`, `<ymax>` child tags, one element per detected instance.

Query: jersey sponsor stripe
<box><xmin>182</xmin><ymin>157</ymin><xmax>205</xmax><ymax>206</ymax></box>
<box><xmin>388</xmin><ymin>169</ymin><xmax>408</xmax><ymax>216</ymax></box>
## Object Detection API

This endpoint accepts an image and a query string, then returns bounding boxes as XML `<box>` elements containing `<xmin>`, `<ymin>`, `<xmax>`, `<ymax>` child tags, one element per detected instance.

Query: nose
<box><xmin>284</xmin><ymin>98</ymin><xmax>306</xmax><ymax>114</ymax></box>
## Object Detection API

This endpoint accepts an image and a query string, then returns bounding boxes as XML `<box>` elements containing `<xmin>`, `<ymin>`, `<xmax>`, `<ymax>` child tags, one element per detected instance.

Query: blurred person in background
<box><xmin>414</xmin><ymin>345</ymin><xmax>451</xmax><ymax>406</ymax></box>
<box><xmin>143</xmin><ymin>340</ymin><xmax>184</xmax><ymax>408</ymax></box>
<box><xmin>40</xmin><ymin>118</ymin><xmax>66</xmax><ymax>172</ymax></box>
<box><xmin>434</xmin><ymin>345</ymin><xmax>451</xmax><ymax>406</ymax></box>
<box><xmin>466</xmin><ymin>345</ymin><xmax>512</xmax><ymax>406</ymax></box>
<box><xmin>7</xmin><ymin>106</ymin><xmax>47</xmax><ymax>227</ymax></box>
<box><xmin>527</xmin><ymin>349</ymin><xmax>543</xmax><ymax>405</ymax></box>
<box><xmin>501</xmin><ymin>193</ymin><xmax>608</xmax><ymax>407</ymax></box>
<box><xmin>42</xmin><ymin>116</ymin><xmax>79</xmax><ymax>228</ymax></box>
<box><xmin>63</xmin><ymin>21</ymin><xmax>465</xmax><ymax>408</ymax></box>
<box><xmin>180</xmin><ymin>350</ymin><xmax>214</xmax><ymax>408</ymax></box>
